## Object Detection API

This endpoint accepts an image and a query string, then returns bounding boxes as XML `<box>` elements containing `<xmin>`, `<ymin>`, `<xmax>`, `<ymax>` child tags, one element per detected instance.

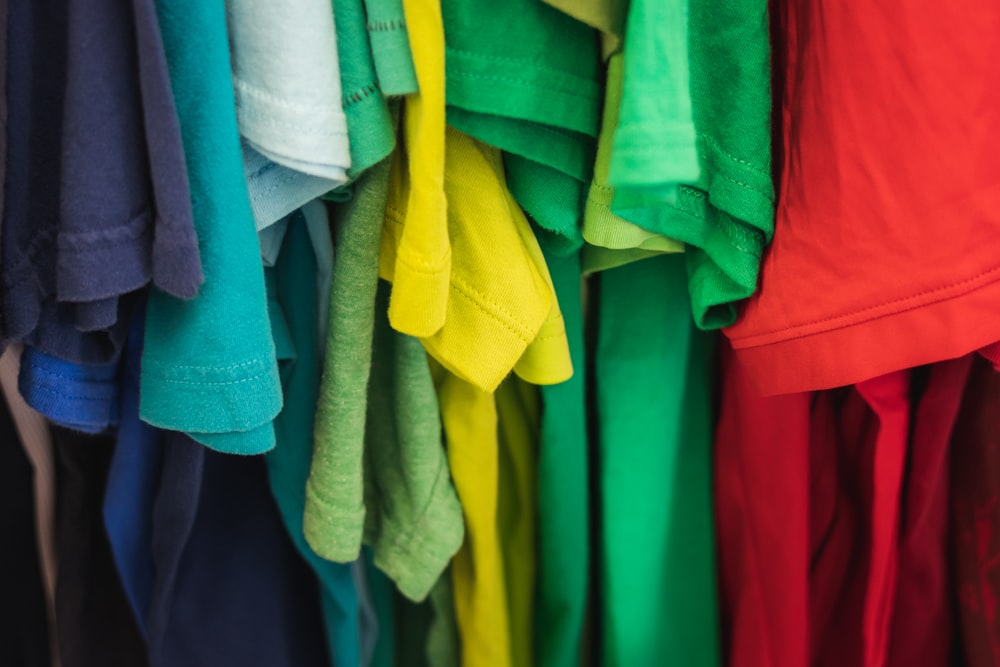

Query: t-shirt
<box><xmin>534</xmin><ymin>248</ymin><xmax>589</xmax><ymax>667</ymax></box>
<box><xmin>18</xmin><ymin>345</ymin><xmax>119</xmax><ymax>433</ymax></box>
<box><xmin>724</xmin><ymin>0</ymin><xmax>1000</xmax><ymax>394</ymax></box>
<box><xmin>441</xmin><ymin>0</ymin><xmax>602</xmax><ymax>251</ymax></box>
<box><xmin>2</xmin><ymin>0</ymin><xmax>202</xmax><ymax>363</ymax></box>
<box><xmin>610</xmin><ymin>0</ymin><xmax>773</xmax><ymax>330</ymax></box>
<box><xmin>303</xmin><ymin>151</ymin><xmax>464</xmax><ymax>603</ymax></box>
<box><xmin>335</xmin><ymin>0</ymin><xmax>396</xmax><ymax>178</ymax></box>
<box><xmin>140</xmin><ymin>0</ymin><xmax>281</xmax><ymax>454</ymax></box>
<box><xmin>497</xmin><ymin>376</ymin><xmax>540</xmax><ymax>667</ymax></box>
<box><xmin>264</xmin><ymin>211</ymin><xmax>364</xmax><ymax>667</ymax></box>
<box><xmin>227</xmin><ymin>0</ymin><xmax>352</xmax><ymax>229</ymax></box>
<box><xmin>582</xmin><ymin>53</ymin><xmax>684</xmax><ymax>273</ymax></box>
<box><xmin>596</xmin><ymin>255</ymin><xmax>720</xmax><ymax>667</ymax></box>
<box><xmin>380</xmin><ymin>124</ymin><xmax>571</xmax><ymax>393</ymax></box>
<box><xmin>364</xmin><ymin>0</ymin><xmax>418</xmax><ymax>95</ymax></box>
<box><xmin>430</xmin><ymin>361</ymin><xmax>511</xmax><ymax>667</ymax></box>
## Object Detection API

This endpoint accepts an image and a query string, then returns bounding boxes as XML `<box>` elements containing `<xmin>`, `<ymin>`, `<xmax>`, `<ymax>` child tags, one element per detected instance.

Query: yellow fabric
<box><xmin>431</xmin><ymin>360</ymin><xmax>511</xmax><ymax>667</ymax></box>
<box><xmin>382</xmin><ymin>124</ymin><xmax>571</xmax><ymax>392</ymax></box>
<box><xmin>497</xmin><ymin>376</ymin><xmax>540</xmax><ymax>667</ymax></box>
<box><xmin>390</xmin><ymin>0</ymin><xmax>449</xmax><ymax>337</ymax></box>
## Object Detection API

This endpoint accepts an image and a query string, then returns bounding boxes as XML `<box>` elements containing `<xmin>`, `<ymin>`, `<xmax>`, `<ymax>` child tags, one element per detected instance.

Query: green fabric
<box><xmin>542</xmin><ymin>0</ymin><xmax>626</xmax><ymax>57</ymax></box>
<box><xmin>304</xmin><ymin>158</ymin><xmax>390</xmax><ymax>564</ymax></box>
<box><xmin>364</xmin><ymin>0</ymin><xmax>418</xmax><ymax>95</ymax></box>
<box><xmin>264</xmin><ymin>213</ymin><xmax>362</xmax><ymax>667</ymax></box>
<box><xmin>335</xmin><ymin>0</ymin><xmax>396</xmax><ymax>177</ymax></box>
<box><xmin>366</xmin><ymin>550</ymin><xmax>397</xmax><ymax>667</ymax></box>
<box><xmin>142</xmin><ymin>0</ymin><xmax>281</xmax><ymax>454</ymax></box>
<box><xmin>609</xmin><ymin>0</ymin><xmax>774</xmax><ymax>329</ymax></box>
<box><xmin>363</xmin><ymin>281</ymin><xmax>465</xmax><ymax>601</ymax></box>
<box><xmin>583</xmin><ymin>53</ymin><xmax>684</xmax><ymax>271</ymax></box>
<box><xmin>608</xmin><ymin>0</ymin><xmax>698</xmax><ymax>198</ymax></box>
<box><xmin>441</xmin><ymin>0</ymin><xmax>602</xmax><ymax>250</ymax></box>
<box><xmin>534</xmin><ymin>249</ymin><xmax>590</xmax><ymax>667</ymax></box>
<box><xmin>596</xmin><ymin>255</ymin><xmax>719</xmax><ymax>666</ymax></box>
<box><xmin>304</xmin><ymin>154</ymin><xmax>462</xmax><ymax>602</ymax></box>
<box><xmin>396</xmin><ymin>573</ymin><xmax>462</xmax><ymax>667</ymax></box>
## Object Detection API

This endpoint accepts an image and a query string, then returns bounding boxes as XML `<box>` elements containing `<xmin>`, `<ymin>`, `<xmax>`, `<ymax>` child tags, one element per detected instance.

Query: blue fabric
<box><xmin>101</xmin><ymin>302</ymin><xmax>330</xmax><ymax>667</ymax></box>
<box><xmin>18</xmin><ymin>346</ymin><xmax>120</xmax><ymax>433</ymax></box>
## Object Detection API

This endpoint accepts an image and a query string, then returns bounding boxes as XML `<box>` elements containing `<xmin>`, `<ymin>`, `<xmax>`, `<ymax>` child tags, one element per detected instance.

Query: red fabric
<box><xmin>715</xmin><ymin>342</ymin><xmax>810</xmax><ymax>667</ymax></box>
<box><xmin>724</xmin><ymin>0</ymin><xmax>1000</xmax><ymax>396</ymax></box>
<box><xmin>951</xmin><ymin>357</ymin><xmax>1000</xmax><ymax>667</ymax></box>
<box><xmin>887</xmin><ymin>356</ymin><xmax>972</xmax><ymax>666</ymax></box>
<box><xmin>717</xmin><ymin>345</ymin><xmax>971</xmax><ymax>667</ymax></box>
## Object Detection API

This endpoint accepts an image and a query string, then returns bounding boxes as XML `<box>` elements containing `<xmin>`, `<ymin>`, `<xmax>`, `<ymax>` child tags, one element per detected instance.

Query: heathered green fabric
<box><xmin>364</xmin><ymin>0</ymin><xmax>418</xmax><ymax>95</ymax></box>
<box><xmin>304</xmin><ymin>154</ymin><xmax>462</xmax><ymax>602</ymax></box>
<box><xmin>334</xmin><ymin>0</ymin><xmax>396</xmax><ymax>177</ymax></box>
<box><xmin>141</xmin><ymin>0</ymin><xmax>281</xmax><ymax>454</ymax></box>
<box><xmin>609</xmin><ymin>0</ymin><xmax>774</xmax><ymax>329</ymax></box>
<box><xmin>363</xmin><ymin>281</ymin><xmax>464</xmax><ymax>601</ymax></box>
<box><xmin>441</xmin><ymin>0</ymin><xmax>602</xmax><ymax>251</ymax></box>
<box><xmin>596</xmin><ymin>255</ymin><xmax>719</xmax><ymax>666</ymax></box>
<box><xmin>304</xmin><ymin>157</ymin><xmax>391</xmax><ymax>564</ymax></box>
<box><xmin>534</xmin><ymin>248</ymin><xmax>589</xmax><ymax>667</ymax></box>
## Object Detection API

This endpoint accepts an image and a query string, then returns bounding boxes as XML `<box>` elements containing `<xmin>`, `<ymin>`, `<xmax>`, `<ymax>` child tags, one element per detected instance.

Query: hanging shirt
<box><xmin>441</xmin><ymin>0</ymin><xmax>602</xmax><ymax>252</ymax></box>
<box><xmin>227</xmin><ymin>0</ymin><xmax>352</xmax><ymax>229</ymax></box>
<box><xmin>596</xmin><ymin>255</ymin><xmax>720</xmax><ymax>667</ymax></box>
<box><xmin>140</xmin><ymin>0</ymin><xmax>281</xmax><ymax>454</ymax></box>
<box><xmin>364</xmin><ymin>0</ymin><xmax>418</xmax><ymax>95</ymax></box>
<box><xmin>610</xmin><ymin>0</ymin><xmax>773</xmax><ymax>329</ymax></box>
<box><xmin>264</xmin><ymin>211</ymin><xmax>365</xmax><ymax>667</ymax></box>
<box><xmin>725</xmin><ymin>0</ymin><xmax>1000</xmax><ymax>394</ymax></box>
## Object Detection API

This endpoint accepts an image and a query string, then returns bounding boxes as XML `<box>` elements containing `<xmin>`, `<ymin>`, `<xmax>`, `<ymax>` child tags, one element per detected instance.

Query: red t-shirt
<box><xmin>724</xmin><ymin>0</ymin><xmax>1000</xmax><ymax>395</ymax></box>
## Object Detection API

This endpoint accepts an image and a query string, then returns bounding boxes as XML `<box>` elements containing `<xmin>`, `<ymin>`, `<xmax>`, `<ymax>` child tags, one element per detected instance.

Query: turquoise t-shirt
<box><xmin>141</xmin><ymin>0</ymin><xmax>281</xmax><ymax>454</ymax></box>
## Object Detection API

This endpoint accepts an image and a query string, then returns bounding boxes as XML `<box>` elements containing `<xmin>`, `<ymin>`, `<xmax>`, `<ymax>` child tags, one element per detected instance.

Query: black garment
<box><xmin>51</xmin><ymin>426</ymin><xmax>148</xmax><ymax>667</ymax></box>
<box><xmin>0</xmin><ymin>389</ymin><xmax>50</xmax><ymax>667</ymax></box>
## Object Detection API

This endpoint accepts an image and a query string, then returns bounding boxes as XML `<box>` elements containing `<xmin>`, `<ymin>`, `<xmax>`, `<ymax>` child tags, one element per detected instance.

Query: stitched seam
<box><xmin>142</xmin><ymin>359</ymin><xmax>263</xmax><ymax>372</ymax></box>
<box><xmin>343</xmin><ymin>83</ymin><xmax>381</xmax><ymax>110</ymax></box>
<box><xmin>447</xmin><ymin>69</ymin><xmax>599</xmax><ymax>101</ymax></box>
<box><xmin>23</xmin><ymin>383</ymin><xmax>114</xmax><ymax>404</ymax></box>
<box><xmin>236</xmin><ymin>102</ymin><xmax>350</xmax><ymax>137</ymax></box>
<box><xmin>366</xmin><ymin>19</ymin><xmax>407</xmax><ymax>32</ymax></box>
<box><xmin>395</xmin><ymin>251</ymin><xmax>451</xmax><ymax>274</ymax></box>
<box><xmin>734</xmin><ymin>264</ymin><xmax>1000</xmax><ymax>343</ymax></box>
<box><xmin>23</xmin><ymin>363</ymin><xmax>115</xmax><ymax>385</ymax></box>
<box><xmin>233</xmin><ymin>77</ymin><xmax>346</xmax><ymax>115</ymax></box>
<box><xmin>700</xmin><ymin>132</ymin><xmax>772</xmax><ymax>178</ymax></box>
<box><xmin>446</xmin><ymin>46</ymin><xmax>600</xmax><ymax>87</ymax></box>
<box><xmin>450</xmin><ymin>275</ymin><xmax>533</xmax><ymax>340</ymax></box>
<box><xmin>140</xmin><ymin>369</ymin><xmax>274</xmax><ymax>387</ymax></box>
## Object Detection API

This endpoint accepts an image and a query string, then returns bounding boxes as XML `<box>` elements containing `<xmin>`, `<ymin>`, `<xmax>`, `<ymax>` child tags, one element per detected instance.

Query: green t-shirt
<box><xmin>304</xmin><ymin>153</ymin><xmax>463</xmax><ymax>603</ymax></box>
<box><xmin>141</xmin><ymin>0</ymin><xmax>281</xmax><ymax>454</ymax></box>
<box><xmin>596</xmin><ymin>255</ymin><xmax>720</xmax><ymax>666</ymax></box>
<box><xmin>534</xmin><ymin>248</ymin><xmax>590</xmax><ymax>667</ymax></box>
<box><xmin>441</xmin><ymin>0</ymin><xmax>603</xmax><ymax>251</ymax></box>
<box><xmin>364</xmin><ymin>0</ymin><xmax>419</xmax><ymax>95</ymax></box>
<box><xmin>335</xmin><ymin>0</ymin><xmax>396</xmax><ymax>178</ymax></box>
<box><xmin>583</xmin><ymin>53</ymin><xmax>685</xmax><ymax>273</ymax></box>
<box><xmin>609</xmin><ymin>0</ymin><xmax>774</xmax><ymax>328</ymax></box>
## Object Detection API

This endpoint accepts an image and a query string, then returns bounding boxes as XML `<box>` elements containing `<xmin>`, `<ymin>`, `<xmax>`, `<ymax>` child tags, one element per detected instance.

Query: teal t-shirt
<box><xmin>142</xmin><ymin>0</ymin><xmax>281</xmax><ymax>454</ymax></box>
<box><xmin>596</xmin><ymin>255</ymin><xmax>720</xmax><ymax>666</ymax></box>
